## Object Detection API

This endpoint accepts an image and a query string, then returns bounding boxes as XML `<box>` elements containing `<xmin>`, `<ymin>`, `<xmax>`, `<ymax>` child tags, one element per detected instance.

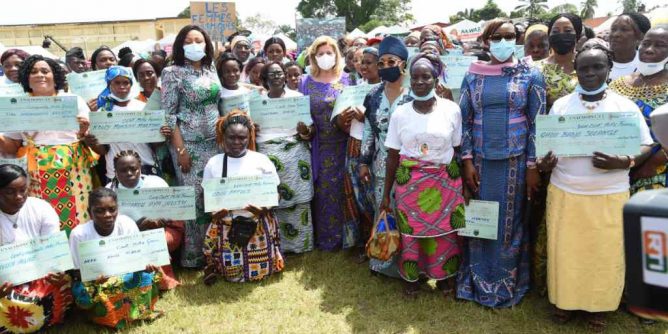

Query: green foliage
<box><xmin>275</xmin><ymin>24</ymin><xmax>297</xmax><ymax>40</ymax></box>
<box><xmin>536</xmin><ymin>3</ymin><xmax>579</xmax><ymax>21</ymax></box>
<box><xmin>621</xmin><ymin>0</ymin><xmax>638</xmax><ymax>12</ymax></box>
<box><xmin>514</xmin><ymin>0</ymin><xmax>549</xmax><ymax>20</ymax></box>
<box><xmin>475</xmin><ymin>0</ymin><xmax>508</xmax><ymax>21</ymax></box>
<box><xmin>581</xmin><ymin>0</ymin><xmax>598</xmax><ymax>19</ymax></box>
<box><xmin>297</xmin><ymin>0</ymin><xmax>413</xmax><ymax>31</ymax></box>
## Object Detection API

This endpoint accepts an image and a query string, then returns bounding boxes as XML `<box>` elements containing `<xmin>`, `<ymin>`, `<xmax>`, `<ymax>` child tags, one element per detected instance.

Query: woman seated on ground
<box><xmin>69</xmin><ymin>188</ymin><xmax>165</xmax><ymax>330</ymax></box>
<box><xmin>105</xmin><ymin>150</ymin><xmax>183</xmax><ymax>290</ymax></box>
<box><xmin>381</xmin><ymin>53</ymin><xmax>465</xmax><ymax>297</ymax></box>
<box><xmin>538</xmin><ymin>44</ymin><xmax>653</xmax><ymax>332</ymax></box>
<box><xmin>202</xmin><ymin>111</ymin><xmax>284</xmax><ymax>284</ymax></box>
<box><xmin>133</xmin><ymin>58</ymin><xmax>162</xmax><ymax>102</ymax></box>
<box><xmin>0</xmin><ymin>164</ymin><xmax>73</xmax><ymax>333</ymax></box>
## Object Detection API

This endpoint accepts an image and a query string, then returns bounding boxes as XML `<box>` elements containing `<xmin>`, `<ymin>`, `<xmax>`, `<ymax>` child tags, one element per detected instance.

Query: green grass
<box><xmin>53</xmin><ymin>251</ymin><xmax>668</xmax><ymax>334</ymax></box>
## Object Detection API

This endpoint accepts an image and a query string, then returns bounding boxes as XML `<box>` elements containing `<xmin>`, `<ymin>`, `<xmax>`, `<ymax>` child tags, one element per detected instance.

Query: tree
<box><xmin>242</xmin><ymin>13</ymin><xmax>277</xmax><ymax>35</ymax></box>
<box><xmin>514</xmin><ymin>0</ymin><xmax>549</xmax><ymax>20</ymax></box>
<box><xmin>449</xmin><ymin>8</ymin><xmax>476</xmax><ymax>24</ymax></box>
<box><xmin>178</xmin><ymin>6</ymin><xmax>190</xmax><ymax>18</ymax></box>
<box><xmin>581</xmin><ymin>0</ymin><xmax>597</xmax><ymax>19</ymax></box>
<box><xmin>297</xmin><ymin>0</ymin><xmax>413</xmax><ymax>31</ymax></box>
<box><xmin>620</xmin><ymin>0</ymin><xmax>638</xmax><ymax>12</ymax></box>
<box><xmin>536</xmin><ymin>3</ymin><xmax>578</xmax><ymax>21</ymax></box>
<box><xmin>474</xmin><ymin>0</ymin><xmax>507</xmax><ymax>21</ymax></box>
<box><xmin>275</xmin><ymin>24</ymin><xmax>297</xmax><ymax>40</ymax></box>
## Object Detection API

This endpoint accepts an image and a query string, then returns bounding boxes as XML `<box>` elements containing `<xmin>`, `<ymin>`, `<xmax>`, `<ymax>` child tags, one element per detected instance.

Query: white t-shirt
<box><xmin>257</xmin><ymin>89</ymin><xmax>304</xmax><ymax>143</ymax></box>
<box><xmin>610</xmin><ymin>52</ymin><xmax>639</xmax><ymax>81</ymax></box>
<box><xmin>69</xmin><ymin>215</ymin><xmax>139</xmax><ymax>269</ymax></box>
<box><xmin>0</xmin><ymin>197</ymin><xmax>60</xmax><ymax>246</ymax></box>
<box><xmin>220</xmin><ymin>86</ymin><xmax>251</xmax><ymax>98</ymax></box>
<box><xmin>5</xmin><ymin>92</ymin><xmax>90</xmax><ymax>145</ymax></box>
<box><xmin>549</xmin><ymin>91</ymin><xmax>653</xmax><ymax>195</ymax></box>
<box><xmin>105</xmin><ymin>174</ymin><xmax>169</xmax><ymax>190</ymax></box>
<box><xmin>102</xmin><ymin>99</ymin><xmax>156</xmax><ymax>179</ymax></box>
<box><xmin>203</xmin><ymin>150</ymin><xmax>280</xmax><ymax>185</ymax></box>
<box><xmin>384</xmin><ymin>97</ymin><xmax>462</xmax><ymax>165</ymax></box>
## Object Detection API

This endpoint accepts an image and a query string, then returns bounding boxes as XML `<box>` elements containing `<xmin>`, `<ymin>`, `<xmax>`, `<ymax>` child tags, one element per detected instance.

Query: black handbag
<box><xmin>222</xmin><ymin>154</ymin><xmax>258</xmax><ymax>248</ymax></box>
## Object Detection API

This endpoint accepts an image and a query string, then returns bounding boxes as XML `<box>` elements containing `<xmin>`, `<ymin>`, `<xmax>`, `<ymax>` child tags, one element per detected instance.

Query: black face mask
<box><xmin>379</xmin><ymin>66</ymin><xmax>402</xmax><ymax>82</ymax></box>
<box><xmin>549</xmin><ymin>33</ymin><xmax>577</xmax><ymax>55</ymax></box>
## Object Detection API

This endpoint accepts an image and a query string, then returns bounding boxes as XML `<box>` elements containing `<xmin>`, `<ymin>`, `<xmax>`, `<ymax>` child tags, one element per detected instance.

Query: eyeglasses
<box><xmin>490</xmin><ymin>33</ymin><xmax>517</xmax><ymax>42</ymax></box>
<box><xmin>377</xmin><ymin>57</ymin><xmax>402</xmax><ymax>69</ymax></box>
<box><xmin>267</xmin><ymin>71</ymin><xmax>285</xmax><ymax>79</ymax></box>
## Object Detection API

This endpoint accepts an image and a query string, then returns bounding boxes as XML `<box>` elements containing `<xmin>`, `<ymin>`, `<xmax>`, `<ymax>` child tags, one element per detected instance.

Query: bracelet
<box><xmin>176</xmin><ymin>147</ymin><xmax>187</xmax><ymax>156</ymax></box>
<box><xmin>627</xmin><ymin>155</ymin><xmax>635</xmax><ymax>168</ymax></box>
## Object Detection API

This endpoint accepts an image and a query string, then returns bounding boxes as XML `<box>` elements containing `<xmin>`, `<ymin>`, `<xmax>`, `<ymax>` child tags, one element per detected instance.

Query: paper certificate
<box><xmin>89</xmin><ymin>110</ymin><xmax>166</xmax><ymax>144</ymax></box>
<box><xmin>67</xmin><ymin>68</ymin><xmax>140</xmax><ymax>101</ymax></box>
<box><xmin>78</xmin><ymin>229</ymin><xmax>170</xmax><ymax>282</ymax></box>
<box><xmin>0</xmin><ymin>156</ymin><xmax>27</xmax><ymax>171</ymax></box>
<box><xmin>117</xmin><ymin>186</ymin><xmax>197</xmax><ymax>221</ymax></box>
<box><xmin>0</xmin><ymin>83</ymin><xmax>25</xmax><ymax>97</ymax></box>
<box><xmin>0</xmin><ymin>231</ymin><xmax>74</xmax><ymax>285</ymax></box>
<box><xmin>331</xmin><ymin>83</ymin><xmax>379</xmax><ymax>119</ymax></box>
<box><xmin>143</xmin><ymin>92</ymin><xmax>161</xmax><ymax>111</ymax></box>
<box><xmin>440</xmin><ymin>55</ymin><xmax>477</xmax><ymax>89</ymax></box>
<box><xmin>202</xmin><ymin>174</ymin><xmax>279</xmax><ymax>212</ymax></box>
<box><xmin>536</xmin><ymin>112</ymin><xmax>641</xmax><ymax>157</ymax></box>
<box><xmin>249</xmin><ymin>95</ymin><xmax>311</xmax><ymax>130</ymax></box>
<box><xmin>0</xmin><ymin>96</ymin><xmax>79</xmax><ymax>132</ymax></box>
<box><xmin>221</xmin><ymin>92</ymin><xmax>257</xmax><ymax>115</ymax></box>
<box><xmin>459</xmin><ymin>200</ymin><xmax>499</xmax><ymax>240</ymax></box>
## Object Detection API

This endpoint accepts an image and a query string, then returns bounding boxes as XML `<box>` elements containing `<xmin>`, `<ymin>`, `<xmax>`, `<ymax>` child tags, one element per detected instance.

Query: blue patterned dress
<box><xmin>456</xmin><ymin>58</ymin><xmax>546</xmax><ymax>308</ymax></box>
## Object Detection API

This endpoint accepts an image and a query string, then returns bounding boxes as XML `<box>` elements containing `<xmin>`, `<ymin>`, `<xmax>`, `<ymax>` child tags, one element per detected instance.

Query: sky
<box><xmin>0</xmin><ymin>0</ymin><xmax>666</xmax><ymax>27</ymax></box>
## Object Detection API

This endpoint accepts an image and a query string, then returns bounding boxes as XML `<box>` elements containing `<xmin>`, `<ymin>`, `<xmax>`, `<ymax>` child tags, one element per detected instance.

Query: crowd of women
<box><xmin>0</xmin><ymin>9</ymin><xmax>665</xmax><ymax>332</ymax></box>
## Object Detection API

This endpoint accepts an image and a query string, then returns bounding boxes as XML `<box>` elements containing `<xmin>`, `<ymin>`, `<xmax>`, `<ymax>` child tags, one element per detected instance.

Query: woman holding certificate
<box><xmin>457</xmin><ymin>19</ymin><xmax>546</xmax><ymax>308</ymax></box>
<box><xmin>381</xmin><ymin>53</ymin><xmax>465</xmax><ymax>297</ymax></box>
<box><xmin>69</xmin><ymin>188</ymin><xmax>165</xmax><ymax>329</ymax></box>
<box><xmin>299</xmin><ymin>36</ymin><xmax>354</xmax><ymax>251</ymax></box>
<box><xmin>161</xmin><ymin>25</ymin><xmax>221</xmax><ymax>268</ymax></box>
<box><xmin>256</xmin><ymin>61</ymin><xmax>314</xmax><ymax>254</ymax></box>
<box><xmin>216</xmin><ymin>52</ymin><xmax>251</xmax><ymax>107</ymax></box>
<box><xmin>202</xmin><ymin>112</ymin><xmax>284</xmax><ymax>284</ymax></box>
<box><xmin>0</xmin><ymin>55</ymin><xmax>97</xmax><ymax>235</ymax></box>
<box><xmin>537</xmin><ymin>45</ymin><xmax>653</xmax><ymax>331</ymax></box>
<box><xmin>0</xmin><ymin>165</ymin><xmax>73</xmax><ymax>333</ymax></box>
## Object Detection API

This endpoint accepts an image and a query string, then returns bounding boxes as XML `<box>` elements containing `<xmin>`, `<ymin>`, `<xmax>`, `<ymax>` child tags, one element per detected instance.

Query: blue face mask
<box><xmin>489</xmin><ymin>38</ymin><xmax>516</xmax><ymax>62</ymax></box>
<box><xmin>575</xmin><ymin>82</ymin><xmax>608</xmax><ymax>96</ymax></box>
<box><xmin>410</xmin><ymin>86</ymin><xmax>436</xmax><ymax>101</ymax></box>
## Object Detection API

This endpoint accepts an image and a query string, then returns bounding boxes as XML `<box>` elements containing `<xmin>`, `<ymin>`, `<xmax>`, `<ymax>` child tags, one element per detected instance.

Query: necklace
<box><xmin>0</xmin><ymin>210</ymin><xmax>19</xmax><ymax>229</ymax></box>
<box><xmin>579</xmin><ymin>93</ymin><xmax>606</xmax><ymax>112</ymax></box>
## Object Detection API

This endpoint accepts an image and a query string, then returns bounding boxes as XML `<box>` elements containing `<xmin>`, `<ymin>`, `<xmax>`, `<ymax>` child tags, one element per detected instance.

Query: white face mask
<box><xmin>637</xmin><ymin>56</ymin><xmax>668</xmax><ymax>76</ymax></box>
<box><xmin>183</xmin><ymin>42</ymin><xmax>206</xmax><ymax>62</ymax></box>
<box><xmin>110</xmin><ymin>93</ymin><xmax>131</xmax><ymax>102</ymax></box>
<box><xmin>315</xmin><ymin>54</ymin><xmax>336</xmax><ymax>70</ymax></box>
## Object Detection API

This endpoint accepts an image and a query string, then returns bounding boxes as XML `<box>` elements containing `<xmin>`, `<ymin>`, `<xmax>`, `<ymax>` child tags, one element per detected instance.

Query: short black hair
<box><xmin>216</xmin><ymin>52</ymin><xmax>243</xmax><ymax>80</ymax></box>
<box><xmin>260</xmin><ymin>61</ymin><xmax>287</xmax><ymax>89</ymax></box>
<box><xmin>263</xmin><ymin>37</ymin><xmax>286</xmax><ymax>54</ymax></box>
<box><xmin>88</xmin><ymin>187</ymin><xmax>117</xmax><ymax>210</ymax></box>
<box><xmin>65</xmin><ymin>47</ymin><xmax>85</xmax><ymax>61</ymax></box>
<box><xmin>574</xmin><ymin>43</ymin><xmax>614</xmax><ymax>70</ymax></box>
<box><xmin>18</xmin><ymin>54</ymin><xmax>66</xmax><ymax>93</ymax></box>
<box><xmin>118</xmin><ymin>53</ymin><xmax>135</xmax><ymax>67</ymax></box>
<box><xmin>172</xmin><ymin>25</ymin><xmax>215</xmax><ymax>68</ymax></box>
<box><xmin>284</xmin><ymin>60</ymin><xmax>302</xmax><ymax>72</ymax></box>
<box><xmin>90</xmin><ymin>46</ymin><xmax>117</xmax><ymax>70</ymax></box>
<box><xmin>0</xmin><ymin>164</ymin><xmax>27</xmax><ymax>188</ymax></box>
<box><xmin>132</xmin><ymin>58</ymin><xmax>163</xmax><ymax>80</ymax></box>
<box><xmin>548</xmin><ymin>13</ymin><xmax>583</xmax><ymax>40</ymax></box>
<box><xmin>620</xmin><ymin>12</ymin><xmax>652</xmax><ymax>34</ymax></box>
<box><xmin>244</xmin><ymin>56</ymin><xmax>267</xmax><ymax>75</ymax></box>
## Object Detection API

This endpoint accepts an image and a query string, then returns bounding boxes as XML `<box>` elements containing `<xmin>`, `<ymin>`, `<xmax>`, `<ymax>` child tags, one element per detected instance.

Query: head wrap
<box><xmin>65</xmin><ymin>47</ymin><xmax>85</xmax><ymax>60</ymax></box>
<box><xmin>231</xmin><ymin>35</ymin><xmax>250</xmax><ymax>51</ymax></box>
<box><xmin>582</xmin><ymin>37</ymin><xmax>610</xmax><ymax>50</ymax></box>
<box><xmin>410</xmin><ymin>53</ymin><xmax>444</xmax><ymax>78</ymax></box>
<box><xmin>620</xmin><ymin>12</ymin><xmax>652</xmax><ymax>34</ymax></box>
<box><xmin>525</xmin><ymin>24</ymin><xmax>548</xmax><ymax>38</ymax></box>
<box><xmin>1</xmin><ymin>49</ymin><xmax>30</xmax><ymax>64</ymax></box>
<box><xmin>362</xmin><ymin>47</ymin><xmax>378</xmax><ymax>58</ymax></box>
<box><xmin>424</xmin><ymin>24</ymin><xmax>454</xmax><ymax>49</ymax></box>
<box><xmin>407</xmin><ymin>31</ymin><xmax>420</xmax><ymax>40</ymax></box>
<box><xmin>97</xmin><ymin>66</ymin><xmax>133</xmax><ymax>111</ymax></box>
<box><xmin>420</xmin><ymin>40</ymin><xmax>444</xmax><ymax>54</ymax></box>
<box><xmin>378</xmin><ymin>36</ymin><xmax>408</xmax><ymax>60</ymax></box>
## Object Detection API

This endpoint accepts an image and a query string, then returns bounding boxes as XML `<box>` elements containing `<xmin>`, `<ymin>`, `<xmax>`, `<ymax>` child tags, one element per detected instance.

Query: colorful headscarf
<box><xmin>525</xmin><ymin>24</ymin><xmax>548</xmax><ymax>38</ymax></box>
<box><xmin>424</xmin><ymin>24</ymin><xmax>454</xmax><ymax>49</ymax></box>
<box><xmin>410</xmin><ymin>53</ymin><xmax>444</xmax><ymax>79</ymax></box>
<box><xmin>97</xmin><ymin>66</ymin><xmax>133</xmax><ymax>111</ymax></box>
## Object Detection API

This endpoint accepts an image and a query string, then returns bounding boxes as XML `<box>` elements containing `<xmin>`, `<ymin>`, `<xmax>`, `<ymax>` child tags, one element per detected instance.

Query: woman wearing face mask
<box><xmin>0</xmin><ymin>49</ymin><xmax>29</xmax><ymax>85</ymax></box>
<box><xmin>133</xmin><ymin>58</ymin><xmax>161</xmax><ymax>102</ymax></box>
<box><xmin>418</xmin><ymin>40</ymin><xmax>454</xmax><ymax>100</ymax></box>
<box><xmin>359</xmin><ymin>36</ymin><xmax>413</xmax><ymax>275</ymax></box>
<box><xmin>382</xmin><ymin>53</ymin><xmax>464</xmax><ymax>297</ymax></box>
<box><xmin>298</xmin><ymin>35</ymin><xmax>354</xmax><ymax>251</ymax></box>
<box><xmin>0</xmin><ymin>55</ymin><xmax>97</xmax><ymax>235</ymax></box>
<box><xmin>0</xmin><ymin>164</ymin><xmax>73</xmax><ymax>334</ymax></box>
<box><xmin>457</xmin><ymin>19</ymin><xmax>546</xmax><ymax>308</ymax></box>
<box><xmin>537</xmin><ymin>44</ymin><xmax>653</xmax><ymax>331</ymax></box>
<box><xmin>609</xmin><ymin>12</ymin><xmax>652</xmax><ymax>81</ymax></box>
<box><xmin>610</xmin><ymin>28</ymin><xmax>668</xmax><ymax>195</ymax></box>
<box><xmin>202</xmin><ymin>111</ymin><xmax>283</xmax><ymax>284</ymax></box>
<box><xmin>161</xmin><ymin>24</ymin><xmax>221</xmax><ymax>268</ymax></box>
<box><xmin>257</xmin><ymin>61</ymin><xmax>314</xmax><ymax>254</ymax></box>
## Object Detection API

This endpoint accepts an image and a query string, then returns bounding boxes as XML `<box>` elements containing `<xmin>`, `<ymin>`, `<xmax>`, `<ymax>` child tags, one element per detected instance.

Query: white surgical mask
<box><xmin>110</xmin><ymin>93</ymin><xmax>131</xmax><ymax>102</ymax></box>
<box><xmin>183</xmin><ymin>42</ymin><xmax>206</xmax><ymax>62</ymax></box>
<box><xmin>316</xmin><ymin>54</ymin><xmax>336</xmax><ymax>70</ymax></box>
<box><xmin>637</xmin><ymin>56</ymin><xmax>668</xmax><ymax>76</ymax></box>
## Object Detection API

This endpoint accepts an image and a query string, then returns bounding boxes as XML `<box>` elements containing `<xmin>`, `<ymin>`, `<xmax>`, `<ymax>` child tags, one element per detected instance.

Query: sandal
<box><xmin>552</xmin><ymin>307</ymin><xmax>574</xmax><ymax>324</ymax></box>
<box><xmin>403</xmin><ymin>281</ymin><xmax>420</xmax><ymax>299</ymax></box>
<box><xmin>586</xmin><ymin>312</ymin><xmax>607</xmax><ymax>333</ymax></box>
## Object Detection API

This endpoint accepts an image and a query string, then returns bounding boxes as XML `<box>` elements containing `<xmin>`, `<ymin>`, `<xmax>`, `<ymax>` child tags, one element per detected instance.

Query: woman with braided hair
<box><xmin>202</xmin><ymin>111</ymin><xmax>284</xmax><ymax>284</ymax></box>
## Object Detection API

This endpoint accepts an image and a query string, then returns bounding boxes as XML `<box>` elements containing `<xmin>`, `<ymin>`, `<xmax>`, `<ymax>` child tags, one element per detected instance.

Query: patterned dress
<box><xmin>72</xmin><ymin>272</ymin><xmax>163</xmax><ymax>330</ymax></box>
<box><xmin>161</xmin><ymin>63</ymin><xmax>222</xmax><ymax>268</ymax></box>
<box><xmin>456</xmin><ymin>58</ymin><xmax>546</xmax><ymax>308</ymax></box>
<box><xmin>538</xmin><ymin>61</ymin><xmax>577</xmax><ymax>111</ymax></box>
<box><xmin>610</xmin><ymin>78</ymin><xmax>668</xmax><ymax>192</ymax></box>
<box><xmin>0</xmin><ymin>278</ymin><xmax>73</xmax><ymax>333</ymax></box>
<box><xmin>361</xmin><ymin>84</ymin><xmax>412</xmax><ymax>276</ymax></box>
<box><xmin>299</xmin><ymin>74</ymin><xmax>354</xmax><ymax>251</ymax></box>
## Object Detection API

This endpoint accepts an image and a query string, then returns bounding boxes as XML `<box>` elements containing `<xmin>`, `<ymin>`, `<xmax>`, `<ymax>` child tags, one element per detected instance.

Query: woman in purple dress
<box><xmin>299</xmin><ymin>36</ymin><xmax>354</xmax><ymax>251</ymax></box>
